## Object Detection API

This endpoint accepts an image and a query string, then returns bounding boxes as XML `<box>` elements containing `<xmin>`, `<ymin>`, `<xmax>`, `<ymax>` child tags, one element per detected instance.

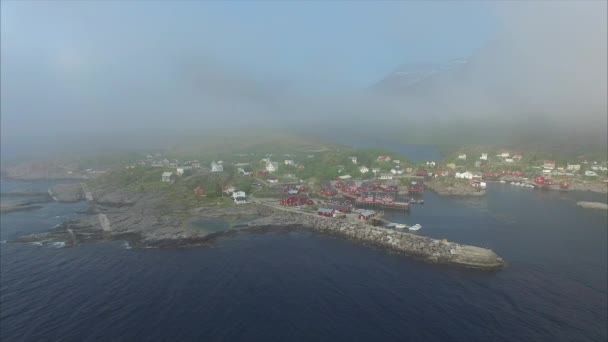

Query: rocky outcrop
<box><xmin>425</xmin><ymin>179</ymin><xmax>485</xmax><ymax>196</ymax></box>
<box><xmin>576</xmin><ymin>201</ymin><xmax>608</xmax><ymax>210</ymax></box>
<box><xmin>49</xmin><ymin>184</ymin><xmax>83</xmax><ymax>202</ymax></box>
<box><xmin>1</xmin><ymin>193</ymin><xmax>51</xmax><ymax>214</ymax></box>
<box><xmin>1</xmin><ymin>161</ymin><xmax>87</xmax><ymax>180</ymax></box>
<box><xmin>0</xmin><ymin>201</ymin><xmax>45</xmax><ymax>214</ymax></box>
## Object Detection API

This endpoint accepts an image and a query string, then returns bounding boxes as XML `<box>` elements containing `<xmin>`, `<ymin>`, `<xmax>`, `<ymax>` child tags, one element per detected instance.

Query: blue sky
<box><xmin>1</xmin><ymin>1</ymin><xmax>497</xmax><ymax>88</ymax></box>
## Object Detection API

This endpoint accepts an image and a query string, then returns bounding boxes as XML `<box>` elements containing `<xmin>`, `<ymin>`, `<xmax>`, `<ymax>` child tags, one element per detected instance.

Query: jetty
<box><xmin>254</xmin><ymin>201</ymin><xmax>504</xmax><ymax>270</ymax></box>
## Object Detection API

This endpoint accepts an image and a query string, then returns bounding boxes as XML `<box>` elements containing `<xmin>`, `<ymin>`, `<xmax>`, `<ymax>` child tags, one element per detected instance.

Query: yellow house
<box><xmin>447</xmin><ymin>163</ymin><xmax>456</xmax><ymax>169</ymax></box>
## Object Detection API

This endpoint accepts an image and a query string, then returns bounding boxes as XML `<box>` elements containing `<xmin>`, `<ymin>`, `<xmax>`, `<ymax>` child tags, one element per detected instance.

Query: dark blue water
<box><xmin>1</xmin><ymin>178</ymin><xmax>607</xmax><ymax>341</ymax></box>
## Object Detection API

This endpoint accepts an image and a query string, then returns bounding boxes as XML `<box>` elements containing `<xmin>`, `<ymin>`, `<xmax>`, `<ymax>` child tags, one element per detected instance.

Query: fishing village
<box><xmin>2</xmin><ymin>141</ymin><xmax>607</xmax><ymax>270</ymax></box>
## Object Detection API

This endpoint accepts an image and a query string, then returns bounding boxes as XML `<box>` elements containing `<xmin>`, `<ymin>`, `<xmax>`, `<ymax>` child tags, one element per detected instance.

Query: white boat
<box><xmin>408</xmin><ymin>224</ymin><xmax>422</xmax><ymax>231</ymax></box>
<box><xmin>395</xmin><ymin>224</ymin><xmax>406</xmax><ymax>229</ymax></box>
<box><xmin>499</xmin><ymin>180</ymin><xmax>506</xmax><ymax>183</ymax></box>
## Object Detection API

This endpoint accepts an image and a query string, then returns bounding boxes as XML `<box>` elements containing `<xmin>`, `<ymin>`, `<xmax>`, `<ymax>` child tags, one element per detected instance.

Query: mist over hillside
<box><xmin>1</xmin><ymin>1</ymin><xmax>606</xmax><ymax>160</ymax></box>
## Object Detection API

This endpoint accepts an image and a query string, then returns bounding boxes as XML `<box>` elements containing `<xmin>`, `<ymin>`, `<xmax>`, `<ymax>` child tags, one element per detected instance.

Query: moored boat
<box><xmin>408</xmin><ymin>224</ymin><xmax>422</xmax><ymax>231</ymax></box>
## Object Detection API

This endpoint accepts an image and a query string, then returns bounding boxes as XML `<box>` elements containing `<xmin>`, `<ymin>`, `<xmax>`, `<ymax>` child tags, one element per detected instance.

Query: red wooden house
<box><xmin>318</xmin><ymin>208</ymin><xmax>334</xmax><ymax>217</ymax></box>
<box><xmin>280</xmin><ymin>196</ymin><xmax>313</xmax><ymax>206</ymax></box>
<box><xmin>193</xmin><ymin>186</ymin><xmax>206</xmax><ymax>197</ymax></box>
<box><xmin>358</xmin><ymin>210</ymin><xmax>376</xmax><ymax>221</ymax></box>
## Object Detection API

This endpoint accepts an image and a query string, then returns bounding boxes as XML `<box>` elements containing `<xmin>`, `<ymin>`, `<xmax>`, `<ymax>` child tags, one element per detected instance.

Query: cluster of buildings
<box><xmin>315</xmin><ymin>207</ymin><xmax>378</xmax><ymax>221</ymax></box>
<box><xmin>541</xmin><ymin>159</ymin><xmax>606</xmax><ymax>177</ymax></box>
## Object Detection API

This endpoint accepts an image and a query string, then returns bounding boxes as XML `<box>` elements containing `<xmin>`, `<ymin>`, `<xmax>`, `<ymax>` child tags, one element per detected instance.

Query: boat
<box><xmin>395</xmin><ymin>224</ymin><xmax>406</xmax><ymax>229</ymax></box>
<box><xmin>499</xmin><ymin>180</ymin><xmax>506</xmax><ymax>183</ymax></box>
<box><xmin>408</xmin><ymin>224</ymin><xmax>422</xmax><ymax>231</ymax></box>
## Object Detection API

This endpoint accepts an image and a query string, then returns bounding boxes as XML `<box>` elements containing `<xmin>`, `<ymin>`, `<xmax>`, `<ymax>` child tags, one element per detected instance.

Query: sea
<box><xmin>1</xmin><ymin>148</ymin><xmax>607</xmax><ymax>341</ymax></box>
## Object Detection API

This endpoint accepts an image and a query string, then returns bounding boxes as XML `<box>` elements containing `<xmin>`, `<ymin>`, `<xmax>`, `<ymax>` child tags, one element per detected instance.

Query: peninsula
<box><xmin>14</xmin><ymin>184</ymin><xmax>505</xmax><ymax>270</ymax></box>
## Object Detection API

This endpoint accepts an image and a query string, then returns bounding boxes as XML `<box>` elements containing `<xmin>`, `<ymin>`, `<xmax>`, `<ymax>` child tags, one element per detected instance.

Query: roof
<box><xmin>359</xmin><ymin>210</ymin><xmax>376</xmax><ymax>217</ymax></box>
<box><xmin>162</xmin><ymin>172</ymin><xmax>173</xmax><ymax>177</ymax></box>
<box><xmin>318</xmin><ymin>208</ymin><xmax>334</xmax><ymax>214</ymax></box>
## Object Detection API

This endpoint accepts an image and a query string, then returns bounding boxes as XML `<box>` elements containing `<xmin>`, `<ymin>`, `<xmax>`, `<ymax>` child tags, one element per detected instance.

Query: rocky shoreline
<box><xmin>11</xmin><ymin>185</ymin><xmax>505</xmax><ymax>271</ymax></box>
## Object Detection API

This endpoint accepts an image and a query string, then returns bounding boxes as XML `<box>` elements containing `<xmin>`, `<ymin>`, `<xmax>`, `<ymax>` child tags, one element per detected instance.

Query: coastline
<box><xmin>10</xmin><ymin>185</ymin><xmax>505</xmax><ymax>271</ymax></box>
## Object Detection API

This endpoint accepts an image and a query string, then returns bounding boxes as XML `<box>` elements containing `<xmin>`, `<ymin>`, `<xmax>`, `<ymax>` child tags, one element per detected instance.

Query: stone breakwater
<box><xmin>247</xmin><ymin>211</ymin><xmax>505</xmax><ymax>270</ymax></box>
<box><xmin>577</xmin><ymin>201</ymin><xmax>608</xmax><ymax>210</ymax></box>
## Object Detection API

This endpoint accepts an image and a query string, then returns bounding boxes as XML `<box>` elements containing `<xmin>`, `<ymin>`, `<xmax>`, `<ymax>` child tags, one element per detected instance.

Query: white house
<box><xmin>390</xmin><ymin>167</ymin><xmax>404</xmax><ymax>175</ymax></box>
<box><xmin>359</xmin><ymin>166</ymin><xmax>369</xmax><ymax>174</ymax></box>
<box><xmin>161</xmin><ymin>172</ymin><xmax>174</xmax><ymax>183</ymax></box>
<box><xmin>566</xmin><ymin>164</ymin><xmax>581</xmax><ymax>171</ymax></box>
<box><xmin>284</xmin><ymin>160</ymin><xmax>295</xmax><ymax>166</ymax></box>
<box><xmin>458</xmin><ymin>154</ymin><xmax>467</xmax><ymax>160</ymax></box>
<box><xmin>349</xmin><ymin>157</ymin><xmax>358</xmax><ymax>164</ymax></box>
<box><xmin>211</xmin><ymin>161</ymin><xmax>223</xmax><ymax>172</ymax></box>
<box><xmin>505</xmin><ymin>158</ymin><xmax>514</xmax><ymax>163</ymax></box>
<box><xmin>392</xmin><ymin>159</ymin><xmax>401</xmax><ymax>164</ymax></box>
<box><xmin>379</xmin><ymin>173</ymin><xmax>393</xmax><ymax>180</ymax></box>
<box><xmin>192</xmin><ymin>160</ymin><xmax>201</xmax><ymax>168</ymax></box>
<box><xmin>176</xmin><ymin>168</ymin><xmax>184</xmax><ymax>176</ymax></box>
<box><xmin>474</xmin><ymin>161</ymin><xmax>481</xmax><ymax>168</ymax></box>
<box><xmin>371</xmin><ymin>167</ymin><xmax>381</xmax><ymax>175</ymax></box>
<box><xmin>591</xmin><ymin>166</ymin><xmax>608</xmax><ymax>171</ymax></box>
<box><xmin>480</xmin><ymin>153</ymin><xmax>488</xmax><ymax>161</ymax></box>
<box><xmin>266</xmin><ymin>161</ymin><xmax>279</xmax><ymax>173</ymax></box>
<box><xmin>232</xmin><ymin>191</ymin><xmax>247</xmax><ymax>204</ymax></box>
<box><xmin>455</xmin><ymin>171</ymin><xmax>473</xmax><ymax>180</ymax></box>
<box><xmin>338</xmin><ymin>174</ymin><xmax>352</xmax><ymax>180</ymax></box>
<box><xmin>543</xmin><ymin>160</ymin><xmax>556</xmax><ymax>170</ymax></box>
<box><xmin>585</xmin><ymin>170</ymin><xmax>598</xmax><ymax>177</ymax></box>
<box><xmin>426</xmin><ymin>161</ymin><xmax>436</xmax><ymax>167</ymax></box>
<box><xmin>498</xmin><ymin>151</ymin><xmax>510</xmax><ymax>158</ymax></box>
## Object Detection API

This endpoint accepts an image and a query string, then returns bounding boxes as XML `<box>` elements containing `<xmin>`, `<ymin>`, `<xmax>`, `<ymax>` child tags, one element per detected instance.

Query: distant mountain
<box><xmin>372</xmin><ymin>58</ymin><xmax>469</xmax><ymax>95</ymax></box>
<box><xmin>368</xmin><ymin>39</ymin><xmax>607</xmax><ymax>150</ymax></box>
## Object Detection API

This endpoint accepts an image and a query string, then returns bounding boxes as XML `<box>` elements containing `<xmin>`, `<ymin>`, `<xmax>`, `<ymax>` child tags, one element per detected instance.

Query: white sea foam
<box><xmin>123</xmin><ymin>241</ymin><xmax>132</xmax><ymax>249</ymax></box>
<box><xmin>50</xmin><ymin>241</ymin><xmax>66</xmax><ymax>248</ymax></box>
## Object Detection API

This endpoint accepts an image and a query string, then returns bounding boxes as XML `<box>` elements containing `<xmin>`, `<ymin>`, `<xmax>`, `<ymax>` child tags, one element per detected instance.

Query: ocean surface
<box><xmin>1</xmin><ymin>174</ymin><xmax>607</xmax><ymax>340</ymax></box>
